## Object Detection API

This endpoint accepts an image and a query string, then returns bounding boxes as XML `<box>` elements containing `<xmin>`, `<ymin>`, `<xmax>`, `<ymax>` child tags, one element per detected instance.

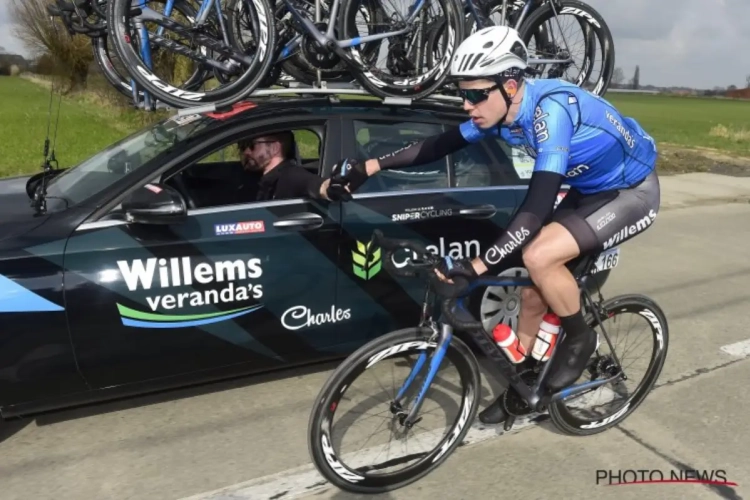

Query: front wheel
<box><xmin>308</xmin><ymin>326</ymin><xmax>480</xmax><ymax>494</ymax></box>
<box><xmin>548</xmin><ymin>294</ymin><xmax>669</xmax><ymax>435</ymax></box>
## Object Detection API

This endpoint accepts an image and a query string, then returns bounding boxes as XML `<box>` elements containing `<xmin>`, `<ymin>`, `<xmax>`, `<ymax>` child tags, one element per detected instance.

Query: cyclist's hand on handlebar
<box><xmin>330</xmin><ymin>158</ymin><xmax>369</xmax><ymax>194</ymax></box>
<box><xmin>431</xmin><ymin>257</ymin><xmax>478</xmax><ymax>298</ymax></box>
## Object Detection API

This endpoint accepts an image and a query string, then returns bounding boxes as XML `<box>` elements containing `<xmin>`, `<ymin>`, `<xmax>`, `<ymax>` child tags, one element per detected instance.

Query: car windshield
<box><xmin>43</xmin><ymin>113</ymin><xmax>211</xmax><ymax>211</ymax></box>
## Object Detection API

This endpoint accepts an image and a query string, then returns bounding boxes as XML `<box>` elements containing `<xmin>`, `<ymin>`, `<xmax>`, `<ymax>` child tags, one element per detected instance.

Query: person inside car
<box><xmin>237</xmin><ymin>131</ymin><xmax>346</xmax><ymax>202</ymax></box>
<box><xmin>326</xmin><ymin>26</ymin><xmax>660</xmax><ymax>425</ymax></box>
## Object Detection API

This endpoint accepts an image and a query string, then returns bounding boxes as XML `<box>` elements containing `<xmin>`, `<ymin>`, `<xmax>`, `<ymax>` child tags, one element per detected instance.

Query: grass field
<box><xmin>603</xmin><ymin>93</ymin><xmax>750</xmax><ymax>155</ymax></box>
<box><xmin>0</xmin><ymin>76</ymin><xmax>168</xmax><ymax>179</ymax></box>
<box><xmin>1</xmin><ymin>76</ymin><xmax>748</xmax><ymax>180</ymax></box>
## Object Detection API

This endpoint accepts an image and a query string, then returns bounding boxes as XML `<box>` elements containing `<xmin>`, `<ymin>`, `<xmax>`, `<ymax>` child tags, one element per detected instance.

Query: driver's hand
<box><xmin>324</xmin><ymin>179</ymin><xmax>352</xmax><ymax>202</ymax></box>
<box><xmin>330</xmin><ymin>158</ymin><xmax>369</xmax><ymax>193</ymax></box>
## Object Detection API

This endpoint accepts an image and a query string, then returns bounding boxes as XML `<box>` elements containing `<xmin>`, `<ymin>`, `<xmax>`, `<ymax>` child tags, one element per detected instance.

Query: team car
<box><xmin>0</xmin><ymin>90</ymin><xmax>615</xmax><ymax>418</ymax></box>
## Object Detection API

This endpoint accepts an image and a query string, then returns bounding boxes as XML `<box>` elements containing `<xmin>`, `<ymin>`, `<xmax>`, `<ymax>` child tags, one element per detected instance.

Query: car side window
<box><xmin>482</xmin><ymin>137</ymin><xmax>535</xmax><ymax>185</ymax></box>
<box><xmin>166</xmin><ymin>125</ymin><xmax>325</xmax><ymax>209</ymax></box>
<box><xmin>450</xmin><ymin>135</ymin><xmax>532</xmax><ymax>188</ymax></box>
<box><xmin>352</xmin><ymin>119</ymin><xmax>449</xmax><ymax>194</ymax></box>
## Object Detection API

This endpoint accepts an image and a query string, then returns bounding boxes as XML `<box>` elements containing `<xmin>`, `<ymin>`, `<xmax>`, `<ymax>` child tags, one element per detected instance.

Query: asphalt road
<box><xmin>2</xmin><ymin>201</ymin><xmax>750</xmax><ymax>500</ymax></box>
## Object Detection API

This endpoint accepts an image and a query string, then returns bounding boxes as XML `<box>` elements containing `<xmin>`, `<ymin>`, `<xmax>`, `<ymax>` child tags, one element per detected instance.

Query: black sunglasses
<box><xmin>239</xmin><ymin>139</ymin><xmax>276</xmax><ymax>151</ymax></box>
<box><xmin>457</xmin><ymin>84</ymin><xmax>500</xmax><ymax>105</ymax></box>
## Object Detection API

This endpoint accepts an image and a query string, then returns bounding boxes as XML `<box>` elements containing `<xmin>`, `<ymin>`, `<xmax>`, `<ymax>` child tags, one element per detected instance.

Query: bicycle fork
<box><xmin>391</xmin><ymin>323</ymin><xmax>452</xmax><ymax>429</ymax></box>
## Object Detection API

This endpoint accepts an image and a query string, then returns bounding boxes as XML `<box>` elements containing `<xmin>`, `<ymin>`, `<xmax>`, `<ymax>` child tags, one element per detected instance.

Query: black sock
<box><xmin>559</xmin><ymin>310</ymin><xmax>589</xmax><ymax>338</ymax></box>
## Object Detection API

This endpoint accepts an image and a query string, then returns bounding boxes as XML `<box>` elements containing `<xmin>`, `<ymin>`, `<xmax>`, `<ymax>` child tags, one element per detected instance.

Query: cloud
<box><xmin>587</xmin><ymin>0</ymin><xmax>750</xmax><ymax>88</ymax></box>
<box><xmin>0</xmin><ymin>0</ymin><xmax>748</xmax><ymax>88</ymax></box>
<box><xmin>0</xmin><ymin>1</ymin><xmax>28</xmax><ymax>56</ymax></box>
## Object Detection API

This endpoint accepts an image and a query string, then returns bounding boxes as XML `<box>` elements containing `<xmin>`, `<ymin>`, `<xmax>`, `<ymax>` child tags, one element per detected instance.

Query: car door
<box><xmin>62</xmin><ymin>118</ymin><xmax>343</xmax><ymax>390</ymax></box>
<box><xmin>0</xmin><ymin>232</ymin><xmax>89</xmax><ymax>410</ymax></box>
<box><xmin>330</xmin><ymin>113</ymin><xmax>522</xmax><ymax>349</ymax></box>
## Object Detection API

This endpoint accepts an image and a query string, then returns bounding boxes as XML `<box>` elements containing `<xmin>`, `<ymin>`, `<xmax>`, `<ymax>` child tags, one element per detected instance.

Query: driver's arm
<box><xmin>277</xmin><ymin>166</ymin><xmax>335</xmax><ymax>200</ymax></box>
<box><xmin>474</xmin><ymin>97</ymin><xmax>575</xmax><ymax>273</ymax></box>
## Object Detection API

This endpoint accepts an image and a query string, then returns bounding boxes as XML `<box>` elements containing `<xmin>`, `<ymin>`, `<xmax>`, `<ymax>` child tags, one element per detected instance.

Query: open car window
<box><xmin>43</xmin><ymin>114</ymin><xmax>211</xmax><ymax>211</ymax></box>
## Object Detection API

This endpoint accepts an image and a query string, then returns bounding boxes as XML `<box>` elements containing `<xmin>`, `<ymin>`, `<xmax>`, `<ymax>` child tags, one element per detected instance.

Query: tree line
<box><xmin>611</xmin><ymin>66</ymin><xmax>750</xmax><ymax>95</ymax></box>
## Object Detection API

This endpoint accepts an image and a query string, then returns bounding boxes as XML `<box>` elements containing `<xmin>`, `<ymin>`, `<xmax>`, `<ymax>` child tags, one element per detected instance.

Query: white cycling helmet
<box><xmin>450</xmin><ymin>26</ymin><xmax>528</xmax><ymax>81</ymax></box>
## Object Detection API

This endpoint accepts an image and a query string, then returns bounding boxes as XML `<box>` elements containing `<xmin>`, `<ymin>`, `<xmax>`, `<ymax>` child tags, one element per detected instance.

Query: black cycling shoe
<box><xmin>478</xmin><ymin>358</ymin><xmax>537</xmax><ymax>424</ymax></box>
<box><xmin>544</xmin><ymin>328</ymin><xmax>598</xmax><ymax>391</ymax></box>
<box><xmin>478</xmin><ymin>393</ymin><xmax>508</xmax><ymax>424</ymax></box>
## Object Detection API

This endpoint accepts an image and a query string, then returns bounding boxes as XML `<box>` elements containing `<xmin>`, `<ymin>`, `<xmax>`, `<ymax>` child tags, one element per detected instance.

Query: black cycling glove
<box><xmin>429</xmin><ymin>256</ymin><xmax>479</xmax><ymax>298</ymax></box>
<box><xmin>325</xmin><ymin>180</ymin><xmax>352</xmax><ymax>202</ymax></box>
<box><xmin>330</xmin><ymin>158</ymin><xmax>369</xmax><ymax>194</ymax></box>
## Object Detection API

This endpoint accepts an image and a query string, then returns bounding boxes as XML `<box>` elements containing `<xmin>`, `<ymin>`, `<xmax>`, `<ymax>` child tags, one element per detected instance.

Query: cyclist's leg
<box><xmin>527</xmin><ymin>170</ymin><xmax>661</xmax><ymax>390</ymax></box>
<box><xmin>515</xmin><ymin>188</ymin><xmax>584</xmax><ymax>352</ymax></box>
<box><xmin>478</xmin><ymin>189</ymin><xmax>584</xmax><ymax>424</ymax></box>
<box><xmin>516</xmin><ymin>287</ymin><xmax>546</xmax><ymax>352</ymax></box>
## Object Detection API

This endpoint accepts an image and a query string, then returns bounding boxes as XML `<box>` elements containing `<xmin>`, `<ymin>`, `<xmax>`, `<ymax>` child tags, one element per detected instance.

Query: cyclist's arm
<box><xmin>477</xmin><ymin>98</ymin><xmax>575</xmax><ymax>270</ymax></box>
<box><xmin>365</xmin><ymin>124</ymin><xmax>485</xmax><ymax>174</ymax></box>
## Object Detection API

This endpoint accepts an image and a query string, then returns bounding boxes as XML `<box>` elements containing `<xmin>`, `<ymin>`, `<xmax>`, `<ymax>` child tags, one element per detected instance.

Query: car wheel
<box><xmin>478</xmin><ymin>267</ymin><xmax>529</xmax><ymax>333</ymax></box>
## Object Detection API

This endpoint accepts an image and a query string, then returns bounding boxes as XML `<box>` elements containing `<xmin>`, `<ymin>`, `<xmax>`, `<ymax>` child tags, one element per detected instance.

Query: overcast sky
<box><xmin>1</xmin><ymin>0</ymin><xmax>748</xmax><ymax>89</ymax></box>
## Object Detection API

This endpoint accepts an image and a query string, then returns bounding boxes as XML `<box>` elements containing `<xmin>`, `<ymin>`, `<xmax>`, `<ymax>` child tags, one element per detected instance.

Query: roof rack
<box><xmin>176</xmin><ymin>81</ymin><xmax>463</xmax><ymax>116</ymax></box>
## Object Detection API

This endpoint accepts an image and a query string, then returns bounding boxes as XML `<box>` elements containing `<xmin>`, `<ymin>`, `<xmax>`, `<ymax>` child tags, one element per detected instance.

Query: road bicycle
<box><xmin>308</xmin><ymin>229</ymin><xmax>668</xmax><ymax>493</ymax></box>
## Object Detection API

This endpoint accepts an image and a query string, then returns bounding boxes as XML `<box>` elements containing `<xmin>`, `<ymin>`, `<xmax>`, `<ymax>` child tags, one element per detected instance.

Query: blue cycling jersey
<box><xmin>459</xmin><ymin>79</ymin><xmax>658</xmax><ymax>195</ymax></box>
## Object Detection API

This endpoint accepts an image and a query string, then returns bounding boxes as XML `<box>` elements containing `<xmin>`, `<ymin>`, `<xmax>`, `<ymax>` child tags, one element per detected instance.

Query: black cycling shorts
<box><xmin>551</xmin><ymin>170</ymin><xmax>661</xmax><ymax>254</ymax></box>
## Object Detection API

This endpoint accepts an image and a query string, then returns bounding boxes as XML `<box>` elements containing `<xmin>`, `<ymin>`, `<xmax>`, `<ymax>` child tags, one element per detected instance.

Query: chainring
<box><xmin>502</xmin><ymin>369</ymin><xmax>539</xmax><ymax>417</ymax></box>
<box><xmin>299</xmin><ymin>22</ymin><xmax>345</xmax><ymax>71</ymax></box>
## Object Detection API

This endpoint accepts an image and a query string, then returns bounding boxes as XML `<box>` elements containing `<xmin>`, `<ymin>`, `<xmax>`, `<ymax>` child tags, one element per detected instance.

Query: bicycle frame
<box><xmin>279</xmin><ymin>0</ymin><xmax>421</xmax><ymax>59</ymax></box>
<box><xmin>396</xmin><ymin>273</ymin><xmax>623</xmax><ymax>428</ymax></box>
<box><xmin>132</xmin><ymin>0</ymin><xmax>255</xmax><ymax>70</ymax></box>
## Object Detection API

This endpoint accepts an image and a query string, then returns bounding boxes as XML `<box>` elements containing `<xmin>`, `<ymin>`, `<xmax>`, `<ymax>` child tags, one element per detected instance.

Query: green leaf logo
<box><xmin>352</xmin><ymin>240</ymin><xmax>381</xmax><ymax>280</ymax></box>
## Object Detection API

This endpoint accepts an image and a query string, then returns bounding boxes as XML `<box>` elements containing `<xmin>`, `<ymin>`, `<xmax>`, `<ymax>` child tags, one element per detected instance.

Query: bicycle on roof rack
<box><xmin>307</xmin><ymin>228</ymin><xmax>668</xmax><ymax>494</ymax></box>
<box><xmin>47</xmin><ymin>0</ymin><xmax>613</xmax><ymax>113</ymax></box>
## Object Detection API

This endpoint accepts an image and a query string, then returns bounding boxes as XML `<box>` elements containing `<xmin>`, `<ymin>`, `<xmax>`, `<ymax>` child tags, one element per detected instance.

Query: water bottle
<box><xmin>531</xmin><ymin>313</ymin><xmax>561</xmax><ymax>362</ymax></box>
<box><xmin>492</xmin><ymin>324</ymin><xmax>528</xmax><ymax>364</ymax></box>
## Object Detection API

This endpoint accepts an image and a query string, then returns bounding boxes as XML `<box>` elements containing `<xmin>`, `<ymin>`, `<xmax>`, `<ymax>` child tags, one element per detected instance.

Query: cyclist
<box><xmin>327</xmin><ymin>26</ymin><xmax>660</xmax><ymax>425</ymax></box>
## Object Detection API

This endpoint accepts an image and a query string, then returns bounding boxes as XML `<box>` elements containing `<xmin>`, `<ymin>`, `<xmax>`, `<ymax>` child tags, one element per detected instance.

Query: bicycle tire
<box><xmin>518</xmin><ymin>0</ymin><xmax>614</xmax><ymax>96</ymax></box>
<box><xmin>107</xmin><ymin>0</ymin><xmax>277</xmax><ymax>109</ymax></box>
<box><xmin>308</xmin><ymin>326</ymin><xmax>480</xmax><ymax>494</ymax></box>
<box><xmin>338</xmin><ymin>0</ymin><xmax>465</xmax><ymax>100</ymax></box>
<box><xmin>548</xmin><ymin>293</ymin><xmax>669</xmax><ymax>435</ymax></box>
<box><xmin>92</xmin><ymin>35</ymin><xmax>142</xmax><ymax>99</ymax></box>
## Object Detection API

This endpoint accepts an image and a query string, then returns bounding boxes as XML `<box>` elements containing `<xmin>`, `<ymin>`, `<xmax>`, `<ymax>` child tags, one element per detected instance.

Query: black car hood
<box><xmin>0</xmin><ymin>175</ymin><xmax>51</xmax><ymax>241</ymax></box>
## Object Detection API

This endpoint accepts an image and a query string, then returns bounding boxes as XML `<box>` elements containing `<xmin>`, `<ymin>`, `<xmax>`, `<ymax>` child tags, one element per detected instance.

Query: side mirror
<box><xmin>122</xmin><ymin>183</ymin><xmax>187</xmax><ymax>225</ymax></box>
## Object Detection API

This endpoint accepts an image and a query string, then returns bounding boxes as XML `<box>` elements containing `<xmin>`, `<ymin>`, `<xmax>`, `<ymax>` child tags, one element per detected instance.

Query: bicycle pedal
<box><xmin>503</xmin><ymin>416</ymin><xmax>516</xmax><ymax>432</ymax></box>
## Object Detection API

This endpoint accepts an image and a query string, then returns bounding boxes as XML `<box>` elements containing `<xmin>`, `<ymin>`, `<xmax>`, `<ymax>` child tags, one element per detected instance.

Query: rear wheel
<box><xmin>548</xmin><ymin>294</ymin><xmax>668</xmax><ymax>435</ymax></box>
